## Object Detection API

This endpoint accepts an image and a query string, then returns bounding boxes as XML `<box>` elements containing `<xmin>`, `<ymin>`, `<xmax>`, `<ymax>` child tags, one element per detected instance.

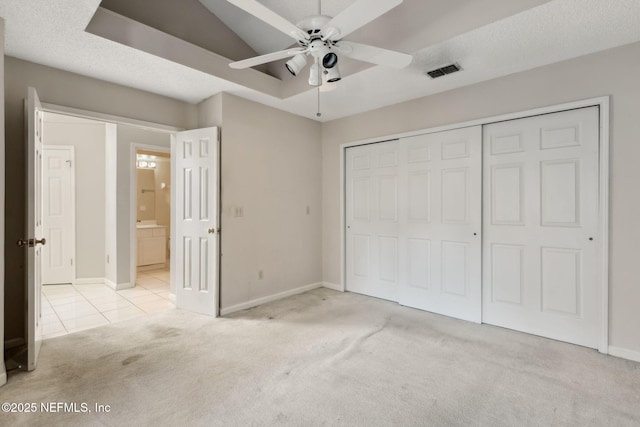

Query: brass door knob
<box><xmin>208</xmin><ymin>228</ymin><xmax>215</xmax><ymax>234</ymax></box>
<box><xmin>16</xmin><ymin>238</ymin><xmax>46</xmax><ymax>248</ymax></box>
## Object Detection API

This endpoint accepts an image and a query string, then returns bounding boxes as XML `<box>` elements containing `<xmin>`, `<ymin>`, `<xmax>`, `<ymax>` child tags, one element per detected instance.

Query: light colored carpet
<box><xmin>1</xmin><ymin>288</ymin><xmax>639</xmax><ymax>426</ymax></box>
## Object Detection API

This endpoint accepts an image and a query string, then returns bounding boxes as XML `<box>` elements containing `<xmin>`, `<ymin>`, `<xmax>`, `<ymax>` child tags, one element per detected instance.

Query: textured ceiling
<box><xmin>1</xmin><ymin>0</ymin><xmax>640</xmax><ymax>122</ymax></box>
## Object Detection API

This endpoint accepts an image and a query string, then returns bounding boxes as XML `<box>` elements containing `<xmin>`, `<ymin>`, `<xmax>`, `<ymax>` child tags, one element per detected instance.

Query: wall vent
<box><xmin>425</xmin><ymin>63</ymin><xmax>462</xmax><ymax>79</ymax></box>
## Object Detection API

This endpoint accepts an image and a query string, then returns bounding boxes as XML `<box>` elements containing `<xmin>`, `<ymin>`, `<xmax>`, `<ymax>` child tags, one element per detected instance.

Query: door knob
<box><xmin>17</xmin><ymin>238</ymin><xmax>46</xmax><ymax>248</ymax></box>
<box><xmin>208</xmin><ymin>228</ymin><xmax>216</xmax><ymax>234</ymax></box>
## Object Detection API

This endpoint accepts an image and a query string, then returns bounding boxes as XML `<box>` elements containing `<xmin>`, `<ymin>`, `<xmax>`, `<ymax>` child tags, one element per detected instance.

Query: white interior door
<box><xmin>345</xmin><ymin>140</ymin><xmax>400</xmax><ymax>302</ymax></box>
<box><xmin>173</xmin><ymin>127</ymin><xmax>219</xmax><ymax>316</ymax></box>
<box><xmin>482</xmin><ymin>107</ymin><xmax>601</xmax><ymax>348</ymax></box>
<box><xmin>398</xmin><ymin>126</ymin><xmax>482</xmax><ymax>322</ymax></box>
<box><xmin>25</xmin><ymin>87</ymin><xmax>45</xmax><ymax>370</ymax></box>
<box><xmin>42</xmin><ymin>146</ymin><xmax>75</xmax><ymax>285</ymax></box>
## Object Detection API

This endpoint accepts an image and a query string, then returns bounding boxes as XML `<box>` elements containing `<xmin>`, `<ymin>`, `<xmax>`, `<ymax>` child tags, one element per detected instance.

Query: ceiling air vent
<box><xmin>426</xmin><ymin>63</ymin><xmax>462</xmax><ymax>79</ymax></box>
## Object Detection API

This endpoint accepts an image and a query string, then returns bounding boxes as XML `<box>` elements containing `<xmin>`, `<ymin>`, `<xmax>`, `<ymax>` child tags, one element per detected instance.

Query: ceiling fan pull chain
<box><xmin>317</xmin><ymin>86</ymin><xmax>322</xmax><ymax>117</ymax></box>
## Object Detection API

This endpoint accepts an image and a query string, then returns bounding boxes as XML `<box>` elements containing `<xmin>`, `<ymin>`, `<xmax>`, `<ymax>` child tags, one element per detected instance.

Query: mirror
<box><xmin>137</xmin><ymin>168</ymin><xmax>156</xmax><ymax>221</ymax></box>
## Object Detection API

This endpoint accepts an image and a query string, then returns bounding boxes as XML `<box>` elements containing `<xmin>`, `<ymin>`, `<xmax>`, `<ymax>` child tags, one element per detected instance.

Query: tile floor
<box><xmin>42</xmin><ymin>268</ymin><xmax>174</xmax><ymax>339</ymax></box>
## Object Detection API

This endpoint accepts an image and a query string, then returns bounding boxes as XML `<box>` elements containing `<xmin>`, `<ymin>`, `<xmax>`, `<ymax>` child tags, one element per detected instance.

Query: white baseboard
<box><xmin>76</xmin><ymin>278</ymin><xmax>132</xmax><ymax>291</ymax></box>
<box><xmin>322</xmin><ymin>282</ymin><xmax>343</xmax><ymax>291</ymax></box>
<box><xmin>169</xmin><ymin>293</ymin><xmax>176</xmax><ymax>304</ymax></box>
<box><xmin>5</xmin><ymin>338</ymin><xmax>25</xmax><ymax>350</ymax></box>
<box><xmin>73</xmin><ymin>278</ymin><xmax>104</xmax><ymax>285</ymax></box>
<box><xmin>109</xmin><ymin>280</ymin><xmax>133</xmax><ymax>291</ymax></box>
<box><xmin>608</xmin><ymin>346</ymin><xmax>640</xmax><ymax>363</ymax></box>
<box><xmin>220</xmin><ymin>282</ymin><xmax>324</xmax><ymax>316</ymax></box>
<box><xmin>137</xmin><ymin>263</ymin><xmax>166</xmax><ymax>272</ymax></box>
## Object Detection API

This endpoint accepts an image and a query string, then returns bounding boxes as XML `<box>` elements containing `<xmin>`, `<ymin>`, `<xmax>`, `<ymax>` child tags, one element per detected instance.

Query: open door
<box><xmin>22</xmin><ymin>87</ymin><xmax>45</xmax><ymax>370</ymax></box>
<box><xmin>172</xmin><ymin>127</ymin><xmax>220</xmax><ymax>316</ymax></box>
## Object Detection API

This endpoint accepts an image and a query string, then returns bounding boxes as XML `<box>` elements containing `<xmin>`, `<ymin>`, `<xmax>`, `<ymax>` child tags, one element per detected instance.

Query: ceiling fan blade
<box><xmin>229</xmin><ymin>47</ymin><xmax>306</xmax><ymax>69</ymax></box>
<box><xmin>226</xmin><ymin>0</ymin><xmax>308</xmax><ymax>41</ymax></box>
<box><xmin>322</xmin><ymin>0</ymin><xmax>403</xmax><ymax>41</ymax></box>
<box><xmin>337</xmin><ymin>41</ymin><xmax>412</xmax><ymax>69</ymax></box>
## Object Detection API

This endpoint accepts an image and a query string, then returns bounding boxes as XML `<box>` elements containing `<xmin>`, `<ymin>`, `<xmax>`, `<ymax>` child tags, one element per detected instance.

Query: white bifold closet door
<box><xmin>482</xmin><ymin>107</ymin><xmax>600</xmax><ymax>348</ymax></box>
<box><xmin>398</xmin><ymin>126</ymin><xmax>482</xmax><ymax>322</ymax></box>
<box><xmin>345</xmin><ymin>126</ymin><xmax>482</xmax><ymax>322</ymax></box>
<box><xmin>346</xmin><ymin>140</ymin><xmax>401</xmax><ymax>302</ymax></box>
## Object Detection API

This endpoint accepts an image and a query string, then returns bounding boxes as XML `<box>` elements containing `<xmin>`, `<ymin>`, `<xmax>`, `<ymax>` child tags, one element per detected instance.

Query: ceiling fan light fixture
<box><xmin>309</xmin><ymin>62</ymin><xmax>322</xmax><ymax>87</ymax></box>
<box><xmin>325</xmin><ymin>65</ymin><xmax>341</xmax><ymax>83</ymax></box>
<box><xmin>322</xmin><ymin>52</ymin><xmax>338</xmax><ymax>69</ymax></box>
<box><xmin>285</xmin><ymin>53</ymin><xmax>308</xmax><ymax>76</ymax></box>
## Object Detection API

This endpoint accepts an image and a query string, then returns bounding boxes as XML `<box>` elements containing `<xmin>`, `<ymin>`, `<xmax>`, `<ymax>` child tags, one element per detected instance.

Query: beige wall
<box><xmin>197</xmin><ymin>93</ymin><xmax>223</xmax><ymax>128</ymax></box>
<box><xmin>198</xmin><ymin>93</ymin><xmax>323</xmax><ymax>310</ymax></box>
<box><xmin>104</xmin><ymin>125</ymin><xmax>118</xmax><ymax>285</ymax></box>
<box><xmin>154</xmin><ymin>157</ymin><xmax>171</xmax><ymax>249</ymax></box>
<box><xmin>4</xmin><ymin>57</ymin><xmax>196</xmax><ymax>343</ymax></box>
<box><xmin>43</xmin><ymin>115</ymin><xmax>107</xmax><ymax>279</ymax></box>
<box><xmin>321</xmin><ymin>42</ymin><xmax>640</xmax><ymax>353</ymax></box>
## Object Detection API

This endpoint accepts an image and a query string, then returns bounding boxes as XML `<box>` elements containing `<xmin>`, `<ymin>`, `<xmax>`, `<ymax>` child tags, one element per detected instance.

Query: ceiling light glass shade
<box><xmin>309</xmin><ymin>63</ymin><xmax>322</xmax><ymax>87</ymax></box>
<box><xmin>325</xmin><ymin>65</ymin><xmax>341</xmax><ymax>83</ymax></box>
<box><xmin>322</xmin><ymin>52</ymin><xmax>338</xmax><ymax>69</ymax></box>
<box><xmin>285</xmin><ymin>54</ymin><xmax>307</xmax><ymax>76</ymax></box>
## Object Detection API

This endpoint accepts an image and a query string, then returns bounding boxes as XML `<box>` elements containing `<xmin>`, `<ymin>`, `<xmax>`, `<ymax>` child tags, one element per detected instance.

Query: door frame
<box><xmin>339</xmin><ymin>96</ymin><xmax>610</xmax><ymax>353</ymax></box>
<box><xmin>129</xmin><ymin>143</ymin><xmax>170</xmax><ymax>293</ymax></box>
<box><xmin>41</xmin><ymin>145</ymin><xmax>76</xmax><ymax>284</ymax></box>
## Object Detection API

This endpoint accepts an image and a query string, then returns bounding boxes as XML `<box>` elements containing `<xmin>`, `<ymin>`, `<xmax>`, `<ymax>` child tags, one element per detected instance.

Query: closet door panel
<box><xmin>398</xmin><ymin>126</ymin><xmax>482</xmax><ymax>323</ymax></box>
<box><xmin>346</xmin><ymin>141</ymin><xmax>400</xmax><ymax>302</ymax></box>
<box><xmin>482</xmin><ymin>107</ymin><xmax>600</xmax><ymax>349</ymax></box>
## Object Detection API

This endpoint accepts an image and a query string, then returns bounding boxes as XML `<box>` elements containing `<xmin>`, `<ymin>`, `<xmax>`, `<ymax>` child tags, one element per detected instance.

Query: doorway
<box><xmin>25</xmin><ymin>88</ymin><xmax>221</xmax><ymax>371</ymax></box>
<box><xmin>41</xmin><ymin>145</ymin><xmax>76</xmax><ymax>285</ymax></box>
<box><xmin>133</xmin><ymin>149</ymin><xmax>172</xmax><ymax>300</ymax></box>
<box><xmin>38</xmin><ymin>113</ymin><xmax>177</xmax><ymax>340</ymax></box>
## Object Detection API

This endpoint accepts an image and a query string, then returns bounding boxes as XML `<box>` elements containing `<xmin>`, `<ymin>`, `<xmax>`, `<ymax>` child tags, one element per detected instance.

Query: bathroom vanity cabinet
<box><xmin>137</xmin><ymin>225</ymin><xmax>167</xmax><ymax>267</ymax></box>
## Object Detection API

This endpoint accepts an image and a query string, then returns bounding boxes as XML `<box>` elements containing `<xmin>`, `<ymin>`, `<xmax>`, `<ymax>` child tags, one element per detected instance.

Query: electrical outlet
<box><xmin>258</xmin><ymin>270</ymin><xmax>263</xmax><ymax>280</ymax></box>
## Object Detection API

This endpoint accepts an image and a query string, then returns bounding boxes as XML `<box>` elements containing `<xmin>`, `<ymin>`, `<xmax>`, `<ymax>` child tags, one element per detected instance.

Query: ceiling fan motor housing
<box><xmin>297</xmin><ymin>15</ymin><xmax>332</xmax><ymax>36</ymax></box>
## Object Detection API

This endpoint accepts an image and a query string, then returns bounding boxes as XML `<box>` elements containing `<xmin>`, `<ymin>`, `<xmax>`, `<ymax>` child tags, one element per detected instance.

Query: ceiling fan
<box><xmin>227</xmin><ymin>0</ymin><xmax>413</xmax><ymax>87</ymax></box>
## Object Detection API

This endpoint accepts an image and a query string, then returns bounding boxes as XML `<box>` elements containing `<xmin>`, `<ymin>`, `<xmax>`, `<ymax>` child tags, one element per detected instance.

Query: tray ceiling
<box><xmin>1</xmin><ymin>0</ymin><xmax>639</xmax><ymax>121</ymax></box>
